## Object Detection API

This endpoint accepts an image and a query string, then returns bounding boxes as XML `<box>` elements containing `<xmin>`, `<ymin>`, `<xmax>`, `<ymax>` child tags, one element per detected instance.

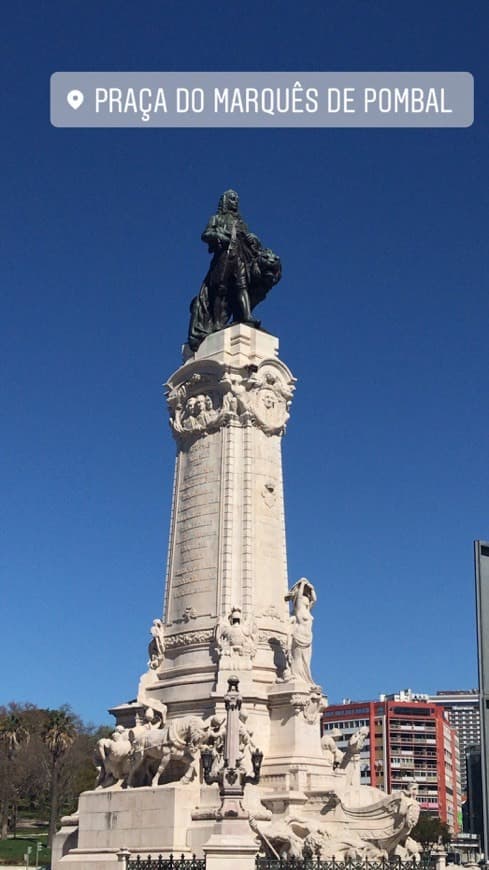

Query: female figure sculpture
<box><xmin>285</xmin><ymin>578</ymin><xmax>317</xmax><ymax>685</ymax></box>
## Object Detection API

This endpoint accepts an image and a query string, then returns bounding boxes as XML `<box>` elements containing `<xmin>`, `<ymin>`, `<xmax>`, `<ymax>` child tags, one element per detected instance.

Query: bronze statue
<box><xmin>188</xmin><ymin>190</ymin><xmax>281</xmax><ymax>351</ymax></box>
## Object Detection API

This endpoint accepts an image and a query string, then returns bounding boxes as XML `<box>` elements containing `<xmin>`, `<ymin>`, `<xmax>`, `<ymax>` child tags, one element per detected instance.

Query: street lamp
<box><xmin>202</xmin><ymin>675</ymin><xmax>263</xmax><ymax>820</ymax></box>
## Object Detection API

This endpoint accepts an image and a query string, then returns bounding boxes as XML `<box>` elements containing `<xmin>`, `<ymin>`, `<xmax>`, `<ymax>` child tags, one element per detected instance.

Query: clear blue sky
<box><xmin>2</xmin><ymin>0</ymin><xmax>488</xmax><ymax>726</ymax></box>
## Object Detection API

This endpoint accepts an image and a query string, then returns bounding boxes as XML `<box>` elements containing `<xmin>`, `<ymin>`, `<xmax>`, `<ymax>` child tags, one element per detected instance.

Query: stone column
<box><xmin>140</xmin><ymin>324</ymin><xmax>295</xmax><ymax>720</ymax></box>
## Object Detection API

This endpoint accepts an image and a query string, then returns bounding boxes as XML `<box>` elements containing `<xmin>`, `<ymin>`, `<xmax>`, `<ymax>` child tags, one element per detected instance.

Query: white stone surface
<box><xmin>139</xmin><ymin>324</ymin><xmax>295</xmax><ymax>719</ymax></box>
<box><xmin>203</xmin><ymin>827</ymin><xmax>259</xmax><ymax>870</ymax></box>
<box><xmin>54</xmin><ymin>784</ymin><xmax>201</xmax><ymax>866</ymax></box>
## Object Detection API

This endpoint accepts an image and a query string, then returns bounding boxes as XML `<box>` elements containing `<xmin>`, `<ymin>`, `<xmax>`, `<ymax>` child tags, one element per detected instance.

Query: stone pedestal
<box><xmin>55</xmin><ymin>785</ymin><xmax>200</xmax><ymax>868</ymax></box>
<box><xmin>203</xmin><ymin>820</ymin><xmax>259</xmax><ymax>870</ymax></box>
<box><xmin>261</xmin><ymin>680</ymin><xmax>332</xmax><ymax>799</ymax></box>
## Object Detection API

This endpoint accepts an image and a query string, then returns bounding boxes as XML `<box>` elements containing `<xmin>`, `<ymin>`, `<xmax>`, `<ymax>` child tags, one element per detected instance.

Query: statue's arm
<box><xmin>202</xmin><ymin>215</ymin><xmax>230</xmax><ymax>250</ymax></box>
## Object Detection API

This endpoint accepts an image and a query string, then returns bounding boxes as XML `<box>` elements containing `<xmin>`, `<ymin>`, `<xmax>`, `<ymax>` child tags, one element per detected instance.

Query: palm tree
<box><xmin>0</xmin><ymin>713</ymin><xmax>30</xmax><ymax>839</ymax></box>
<box><xmin>42</xmin><ymin>708</ymin><xmax>77</xmax><ymax>846</ymax></box>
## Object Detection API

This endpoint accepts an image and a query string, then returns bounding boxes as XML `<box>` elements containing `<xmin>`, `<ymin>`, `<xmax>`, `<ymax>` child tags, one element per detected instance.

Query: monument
<box><xmin>53</xmin><ymin>191</ymin><xmax>421</xmax><ymax>869</ymax></box>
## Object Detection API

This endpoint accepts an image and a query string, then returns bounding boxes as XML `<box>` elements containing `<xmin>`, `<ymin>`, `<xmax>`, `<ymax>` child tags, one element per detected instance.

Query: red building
<box><xmin>322</xmin><ymin>699</ymin><xmax>461</xmax><ymax>833</ymax></box>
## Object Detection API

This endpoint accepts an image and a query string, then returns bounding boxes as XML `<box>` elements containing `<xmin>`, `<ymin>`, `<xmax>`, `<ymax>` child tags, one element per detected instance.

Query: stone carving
<box><xmin>246</xmin><ymin>368</ymin><xmax>292</xmax><ymax>434</ymax></box>
<box><xmin>93</xmin><ymin>726</ymin><xmax>133</xmax><ymax>789</ymax></box>
<box><xmin>322</xmin><ymin>782</ymin><xmax>421</xmax><ymax>858</ymax></box>
<box><xmin>339</xmin><ymin>725</ymin><xmax>370</xmax><ymax>787</ymax></box>
<box><xmin>181</xmin><ymin>606</ymin><xmax>197</xmax><ymax>622</ymax></box>
<box><xmin>290</xmin><ymin>687</ymin><xmax>325</xmax><ymax>724</ymax></box>
<box><xmin>164</xmin><ymin>629</ymin><xmax>214</xmax><ymax>648</ymax></box>
<box><xmin>256</xmin><ymin>816</ymin><xmax>384</xmax><ymax>861</ymax></box>
<box><xmin>321</xmin><ymin>728</ymin><xmax>344</xmax><ymax>769</ymax></box>
<box><xmin>137</xmin><ymin>666</ymin><xmax>169</xmax><ymax>724</ymax></box>
<box><xmin>188</xmin><ymin>190</ymin><xmax>282</xmax><ymax>351</ymax></box>
<box><xmin>284</xmin><ymin>578</ymin><xmax>317</xmax><ymax>685</ymax></box>
<box><xmin>171</xmin><ymin>391</ymin><xmax>219</xmax><ymax>436</ymax></box>
<box><xmin>128</xmin><ymin>715</ymin><xmax>211</xmax><ymax>787</ymax></box>
<box><xmin>167</xmin><ymin>359</ymin><xmax>295</xmax><ymax>444</ymax></box>
<box><xmin>148</xmin><ymin>618</ymin><xmax>165</xmax><ymax>669</ymax></box>
<box><xmin>94</xmin><ymin>710</ymin><xmax>163</xmax><ymax>790</ymax></box>
<box><xmin>215</xmin><ymin>607</ymin><xmax>258</xmax><ymax>670</ymax></box>
<box><xmin>257</xmin><ymin>604</ymin><xmax>286</xmax><ymax>622</ymax></box>
<box><xmin>257</xmin><ymin>780</ymin><xmax>421</xmax><ymax>860</ymax></box>
<box><xmin>181</xmin><ymin>393</ymin><xmax>219</xmax><ymax>431</ymax></box>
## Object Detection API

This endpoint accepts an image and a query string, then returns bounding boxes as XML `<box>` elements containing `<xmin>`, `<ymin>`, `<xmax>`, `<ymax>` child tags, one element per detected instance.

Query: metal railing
<box><xmin>127</xmin><ymin>855</ymin><xmax>206</xmax><ymax>870</ymax></box>
<box><xmin>256</xmin><ymin>857</ymin><xmax>432</xmax><ymax>870</ymax></box>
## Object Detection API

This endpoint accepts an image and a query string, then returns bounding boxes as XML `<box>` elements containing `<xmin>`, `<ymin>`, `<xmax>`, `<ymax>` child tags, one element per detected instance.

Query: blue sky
<box><xmin>2</xmin><ymin>0</ymin><xmax>488</xmax><ymax>726</ymax></box>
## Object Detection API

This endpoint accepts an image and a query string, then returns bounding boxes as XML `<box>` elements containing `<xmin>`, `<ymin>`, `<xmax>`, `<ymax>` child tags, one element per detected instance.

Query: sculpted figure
<box><xmin>215</xmin><ymin>607</ymin><xmax>258</xmax><ymax>670</ymax></box>
<box><xmin>178</xmin><ymin>393</ymin><xmax>218</xmax><ymax>433</ymax></box>
<box><xmin>148</xmin><ymin>618</ymin><xmax>165</xmax><ymax>669</ymax></box>
<box><xmin>188</xmin><ymin>190</ymin><xmax>282</xmax><ymax>351</ymax></box>
<box><xmin>285</xmin><ymin>578</ymin><xmax>317</xmax><ymax>685</ymax></box>
<box><xmin>137</xmin><ymin>666</ymin><xmax>169</xmax><ymax>724</ymax></box>
<box><xmin>321</xmin><ymin>728</ymin><xmax>344</xmax><ymax>769</ymax></box>
<box><xmin>202</xmin><ymin>394</ymin><xmax>217</xmax><ymax>425</ymax></box>
<box><xmin>94</xmin><ymin>726</ymin><xmax>132</xmax><ymax>789</ymax></box>
<box><xmin>128</xmin><ymin>714</ymin><xmax>210</xmax><ymax>787</ymax></box>
<box><xmin>182</xmin><ymin>396</ymin><xmax>198</xmax><ymax>431</ymax></box>
<box><xmin>258</xmin><ymin>816</ymin><xmax>380</xmax><ymax>861</ymax></box>
<box><xmin>339</xmin><ymin>725</ymin><xmax>369</xmax><ymax>787</ymax></box>
<box><xmin>94</xmin><ymin>709</ymin><xmax>166</xmax><ymax>789</ymax></box>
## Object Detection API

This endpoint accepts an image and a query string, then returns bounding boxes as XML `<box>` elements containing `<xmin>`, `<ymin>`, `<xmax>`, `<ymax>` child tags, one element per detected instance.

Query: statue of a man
<box><xmin>188</xmin><ymin>190</ymin><xmax>281</xmax><ymax>351</ymax></box>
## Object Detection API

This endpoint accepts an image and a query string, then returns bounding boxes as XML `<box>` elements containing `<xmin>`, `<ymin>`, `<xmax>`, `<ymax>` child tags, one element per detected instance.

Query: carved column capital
<box><xmin>166</xmin><ymin>356</ymin><xmax>295</xmax><ymax>443</ymax></box>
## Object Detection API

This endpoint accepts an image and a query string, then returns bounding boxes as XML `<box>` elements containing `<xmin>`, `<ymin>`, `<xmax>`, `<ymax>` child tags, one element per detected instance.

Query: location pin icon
<box><xmin>67</xmin><ymin>89</ymin><xmax>84</xmax><ymax>110</ymax></box>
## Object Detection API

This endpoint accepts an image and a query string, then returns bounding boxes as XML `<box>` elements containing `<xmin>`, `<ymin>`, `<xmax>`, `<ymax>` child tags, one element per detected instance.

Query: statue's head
<box><xmin>194</xmin><ymin>394</ymin><xmax>205</xmax><ymax>414</ymax></box>
<box><xmin>230</xmin><ymin>606</ymin><xmax>242</xmax><ymax>623</ymax></box>
<box><xmin>406</xmin><ymin>780</ymin><xmax>419</xmax><ymax>797</ymax></box>
<box><xmin>257</xmin><ymin>247</ymin><xmax>282</xmax><ymax>288</ymax></box>
<box><xmin>328</xmin><ymin>728</ymin><xmax>341</xmax><ymax>739</ymax></box>
<box><xmin>218</xmin><ymin>189</ymin><xmax>239</xmax><ymax>214</ymax></box>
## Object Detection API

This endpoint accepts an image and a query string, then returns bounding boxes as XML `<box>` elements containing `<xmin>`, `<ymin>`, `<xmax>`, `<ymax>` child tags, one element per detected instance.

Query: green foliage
<box><xmin>0</xmin><ymin>702</ymin><xmax>109</xmax><ymax>845</ymax></box>
<box><xmin>411</xmin><ymin>814</ymin><xmax>451</xmax><ymax>847</ymax></box>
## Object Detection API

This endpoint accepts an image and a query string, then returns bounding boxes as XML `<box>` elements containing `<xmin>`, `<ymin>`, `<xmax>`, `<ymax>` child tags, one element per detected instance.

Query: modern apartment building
<box><xmin>429</xmin><ymin>690</ymin><xmax>480</xmax><ymax>793</ymax></box>
<box><xmin>322</xmin><ymin>698</ymin><xmax>461</xmax><ymax>833</ymax></box>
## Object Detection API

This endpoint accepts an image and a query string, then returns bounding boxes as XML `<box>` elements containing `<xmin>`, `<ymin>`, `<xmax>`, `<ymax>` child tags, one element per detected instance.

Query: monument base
<box><xmin>54</xmin><ymin>784</ymin><xmax>201</xmax><ymax>868</ymax></box>
<box><xmin>203</xmin><ymin>820</ymin><xmax>259</xmax><ymax>870</ymax></box>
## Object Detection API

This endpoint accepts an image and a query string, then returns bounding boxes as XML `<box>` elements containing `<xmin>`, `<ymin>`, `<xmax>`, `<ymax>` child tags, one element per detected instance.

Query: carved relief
<box><xmin>164</xmin><ymin>629</ymin><xmax>214</xmax><ymax>648</ymax></box>
<box><xmin>257</xmin><ymin>604</ymin><xmax>287</xmax><ymax>622</ymax></box>
<box><xmin>257</xmin><ymin>628</ymin><xmax>289</xmax><ymax>644</ymax></box>
<box><xmin>290</xmin><ymin>688</ymin><xmax>325</xmax><ymax>724</ymax></box>
<box><xmin>166</xmin><ymin>359</ymin><xmax>295</xmax><ymax>441</ymax></box>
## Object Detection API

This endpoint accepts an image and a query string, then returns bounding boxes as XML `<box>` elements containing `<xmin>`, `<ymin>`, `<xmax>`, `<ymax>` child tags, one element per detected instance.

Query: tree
<box><xmin>411</xmin><ymin>815</ymin><xmax>451</xmax><ymax>848</ymax></box>
<box><xmin>0</xmin><ymin>711</ymin><xmax>30</xmax><ymax>839</ymax></box>
<box><xmin>42</xmin><ymin>708</ymin><xmax>77</xmax><ymax>847</ymax></box>
<box><xmin>0</xmin><ymin>702</ymin><xmax>108</xmax><ymax>844</ymax></box>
